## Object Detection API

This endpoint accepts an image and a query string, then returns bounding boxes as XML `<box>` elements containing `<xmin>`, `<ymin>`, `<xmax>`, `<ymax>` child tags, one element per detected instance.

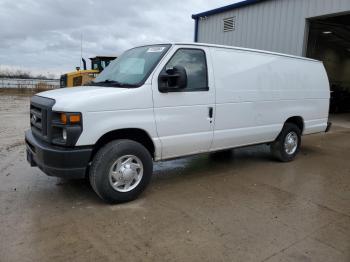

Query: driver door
<box><xmin>151</xmin><ymin>46</ymin><xmax>215</xmax><ymax>159</ymax></box>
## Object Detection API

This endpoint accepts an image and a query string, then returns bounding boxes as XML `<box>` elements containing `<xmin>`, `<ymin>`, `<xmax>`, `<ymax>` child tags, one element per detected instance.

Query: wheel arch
<box><xmin>90</xmin><ymin>128</ymin><xmax>156</xmax><ymax>161</ymax></box>
<box><xmin>285</xmin><ymin>116</ymin><xmax>304</xmax><ymax>133</ymax></box>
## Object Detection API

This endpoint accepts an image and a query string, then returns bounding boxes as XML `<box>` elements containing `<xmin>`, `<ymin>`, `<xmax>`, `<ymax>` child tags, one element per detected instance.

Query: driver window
<box><xmin>165</xmin><ymin>49</ymin><xmax>208</xmax><ymax>91</ymax></box>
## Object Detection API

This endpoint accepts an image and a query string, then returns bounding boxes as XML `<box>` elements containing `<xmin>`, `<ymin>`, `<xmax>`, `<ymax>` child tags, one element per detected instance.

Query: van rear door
<box><xmin>151</xmin><ymin>46</ymin><xmax>215</xmax><ymax>159</ymax></box>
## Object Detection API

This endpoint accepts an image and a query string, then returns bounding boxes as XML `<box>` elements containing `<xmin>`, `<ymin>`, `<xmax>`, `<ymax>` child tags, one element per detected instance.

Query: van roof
<box><xmin>169</xmin><ymin>42</ymin><xmax>320</xmax><ymax>63</ymax></box>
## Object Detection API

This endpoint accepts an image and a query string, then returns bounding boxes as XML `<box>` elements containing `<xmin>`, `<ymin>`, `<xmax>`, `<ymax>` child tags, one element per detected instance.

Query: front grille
<box><xmin>30</xmin><ymin>96</ymin><xmax>55</xmax><ymax>142</ymax></box>
<box><xmin>30</xmin><ymin>104</ymin><xmax>45</xmax><ymax>135</ymax></box>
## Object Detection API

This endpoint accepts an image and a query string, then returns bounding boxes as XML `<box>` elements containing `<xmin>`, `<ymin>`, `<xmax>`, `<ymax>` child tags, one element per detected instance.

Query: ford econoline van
<box><xmin>25</xmin><ymin>43</ymin><xmax>331</xmax><ymax>203</ymax></box>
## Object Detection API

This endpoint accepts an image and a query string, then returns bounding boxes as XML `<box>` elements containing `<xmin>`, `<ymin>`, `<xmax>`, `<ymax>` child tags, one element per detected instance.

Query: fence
<box><xmin>0</xmin><ymin>78</ymin><xmax>60</xmax><ymax>90</ymax></box>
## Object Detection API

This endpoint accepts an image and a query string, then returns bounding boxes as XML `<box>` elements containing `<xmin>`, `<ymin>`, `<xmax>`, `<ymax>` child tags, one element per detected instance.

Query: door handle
<box><xmin>208</xmin><ymin>107</ymin><xmax>213</xmax><ymax>118</ymax></box>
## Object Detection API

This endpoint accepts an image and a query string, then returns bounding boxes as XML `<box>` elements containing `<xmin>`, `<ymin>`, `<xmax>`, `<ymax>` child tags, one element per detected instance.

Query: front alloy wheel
<box><xmin>109</xmin><ymin>155</ymin><xmax>144</xmax><ymax>193</ymax></box>
<box><xmin>89</xmin><ymin>139</ymin><xmax>153</xmax><ymax>203</ymax></box>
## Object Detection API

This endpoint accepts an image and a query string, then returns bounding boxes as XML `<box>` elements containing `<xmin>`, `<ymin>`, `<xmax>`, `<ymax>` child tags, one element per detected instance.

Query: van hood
<box><xmin>37</xmin><ymin>85</ymin><xmax>153</xmax><ymax>112</ymax></box>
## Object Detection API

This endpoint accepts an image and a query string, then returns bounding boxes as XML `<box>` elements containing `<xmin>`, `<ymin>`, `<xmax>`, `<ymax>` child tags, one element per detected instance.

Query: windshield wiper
<box><xmin>87</xmin><ymin>79</ymin><xmax>138</xmax><ymax>88</ymax></box>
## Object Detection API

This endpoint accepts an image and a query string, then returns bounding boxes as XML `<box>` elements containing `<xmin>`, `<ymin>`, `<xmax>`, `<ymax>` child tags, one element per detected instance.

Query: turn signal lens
<box><xmin>69</xmin><ymin>114</ymin><xmax>81</xmax><ymax>123</ymax></box>
<box><xmin>60</xmin><ymin>113</ymin><xmax>67</xmax><ymax>124</ymax></box>
<box><xmin>60</xmin><ymin>113</ymin><xmax>81</xmax><ymax>124</ymax></box>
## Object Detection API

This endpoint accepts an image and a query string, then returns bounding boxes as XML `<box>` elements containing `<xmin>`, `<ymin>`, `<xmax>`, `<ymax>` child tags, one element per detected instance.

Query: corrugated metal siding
<box><xmin>197</xmin><ymin>0</ymin><xmax>350</xmax><ymax>56</ymax></box>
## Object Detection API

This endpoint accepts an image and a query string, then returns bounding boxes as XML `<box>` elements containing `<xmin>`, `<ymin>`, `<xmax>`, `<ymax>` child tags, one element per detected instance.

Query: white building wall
<box><xmin>197</xmin><ymin>0</ymin><xmax>350</xmax><ymax>56</ymax></box>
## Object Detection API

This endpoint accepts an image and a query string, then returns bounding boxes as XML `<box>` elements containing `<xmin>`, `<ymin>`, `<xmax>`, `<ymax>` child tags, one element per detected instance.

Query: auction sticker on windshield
<box><xmin>147</xmin><ymin>47</ymin><xmax>165</xmax><ymax>52</ymax></box>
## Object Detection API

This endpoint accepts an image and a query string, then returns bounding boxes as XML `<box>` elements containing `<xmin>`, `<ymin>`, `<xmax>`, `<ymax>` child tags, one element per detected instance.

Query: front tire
<box><xmin>89</xmin><ymin>139</ymin><xmax>153</xmax><ymax>203</ymax></box>
<box><xmin>271</xmin><ymin>123</ymin><xmax>301</xmax><ymax>162</ymax></box>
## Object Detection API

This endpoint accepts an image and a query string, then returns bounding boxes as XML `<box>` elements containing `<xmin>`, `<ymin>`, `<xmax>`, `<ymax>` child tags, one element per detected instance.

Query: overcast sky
<box><xmin>0</xmin><ymin>0</ymin><xmax>238</xmax><ymax>77</ymax></box>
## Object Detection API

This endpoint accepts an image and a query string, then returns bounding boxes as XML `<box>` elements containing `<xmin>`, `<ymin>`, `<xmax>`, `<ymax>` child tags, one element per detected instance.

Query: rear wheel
<box><xmin>89</xmin><ymin>139</ymin><xmax>153</xmax><ymax>203</ymax></box>
<box><xmin>271</xmin><ymin>123</ymin><xmax>301</xmax><ymax>162</ymax></box>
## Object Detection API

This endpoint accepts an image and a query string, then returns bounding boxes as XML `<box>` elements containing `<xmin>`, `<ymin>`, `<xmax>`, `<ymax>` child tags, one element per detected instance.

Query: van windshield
<box><xmin>92</xmin><ymin>45</ymin><xmax>170</xmax><ymax>87</ymax></box>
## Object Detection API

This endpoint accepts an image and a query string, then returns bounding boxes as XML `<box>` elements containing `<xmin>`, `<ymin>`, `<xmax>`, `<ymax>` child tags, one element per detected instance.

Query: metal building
<box><xmin>192</xmin><ymin>0</ymin><xmax>350</xmax><ymax>112</ymax></box>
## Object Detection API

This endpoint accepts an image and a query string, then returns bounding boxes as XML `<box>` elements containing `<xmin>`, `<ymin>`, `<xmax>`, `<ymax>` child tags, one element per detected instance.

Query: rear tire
<box><xmin>89</xmin><ymin>139</ymin><xmax>153</xmax><ymax>204</ymax></box>
<box><xmin>271</xmin><ymin>123</ymin><xmax>301</xmax><ymax>162</ymax></box>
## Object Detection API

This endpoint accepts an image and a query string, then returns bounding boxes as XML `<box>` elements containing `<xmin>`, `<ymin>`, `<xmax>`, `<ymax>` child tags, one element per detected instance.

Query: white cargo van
<box><xmin>25</xmin><ymin>43</ymin><xmax>331</xmax><ymax>203</ymax></box>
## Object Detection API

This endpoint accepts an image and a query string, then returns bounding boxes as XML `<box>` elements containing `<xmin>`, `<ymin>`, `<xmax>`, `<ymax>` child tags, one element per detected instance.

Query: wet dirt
<box><xmin>0</xmin><ymin>93</ymin><xmax>349</xmax><ymax>262</ymax></box>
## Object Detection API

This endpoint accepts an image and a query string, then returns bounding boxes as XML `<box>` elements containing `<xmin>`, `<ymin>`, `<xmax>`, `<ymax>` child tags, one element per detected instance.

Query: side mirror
<box><xmin>158</xmin><ymin>65</ymin><xmax>187</xmax><ymax>93</ymax></box>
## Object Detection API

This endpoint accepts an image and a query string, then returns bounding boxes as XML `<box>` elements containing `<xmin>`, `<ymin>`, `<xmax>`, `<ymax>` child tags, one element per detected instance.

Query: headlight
<box><xmin>51</xmin><ymin>112</ymin><xmax>83</xmax><ymax>147</ymax></box>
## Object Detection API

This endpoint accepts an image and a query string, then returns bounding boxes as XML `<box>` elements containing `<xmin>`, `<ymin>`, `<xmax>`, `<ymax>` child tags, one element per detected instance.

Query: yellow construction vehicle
<box><xmin>60</xmin><ymin>56</ymin><xmax>116</xmax><ymax>88</ymax></box>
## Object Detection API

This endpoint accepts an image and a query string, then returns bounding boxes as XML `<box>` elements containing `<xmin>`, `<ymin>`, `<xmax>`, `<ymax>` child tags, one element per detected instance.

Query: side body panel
<box><xmin>210</xmin><ymin>47</ymin><xmax>329</xmax><ymax>151</ymax></box>
<box><xmin>151</xmin><ymin>46</ymin><xmax>216</xmax><ymax>159</ymax></box>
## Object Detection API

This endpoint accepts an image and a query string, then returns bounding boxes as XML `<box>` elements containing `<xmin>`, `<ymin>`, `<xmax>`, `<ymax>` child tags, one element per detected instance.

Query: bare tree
<box><xmin>0</xmin><ymin>68</ymin><xmax>57</xmax><ymax>79</ymax></box>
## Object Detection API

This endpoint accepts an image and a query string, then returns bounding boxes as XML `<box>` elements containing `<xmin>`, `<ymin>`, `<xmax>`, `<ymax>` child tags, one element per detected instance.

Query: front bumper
<box><xmin>25</xmin><ymin>130</ymin><xmax>93</xmax><ymax>179</ymax></box>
